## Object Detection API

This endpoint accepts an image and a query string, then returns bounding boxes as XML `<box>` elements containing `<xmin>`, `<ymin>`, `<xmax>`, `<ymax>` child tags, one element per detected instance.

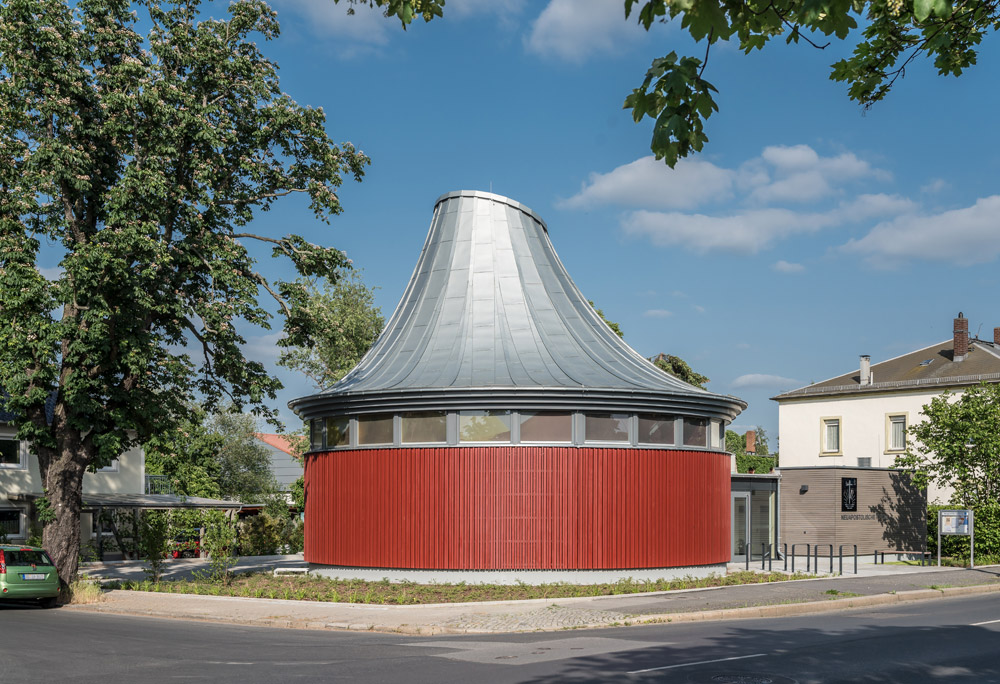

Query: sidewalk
<box><xmin>65</xmin><ymin>562</ymin><xmax>1000</xmax><ymax>635</ymax></box>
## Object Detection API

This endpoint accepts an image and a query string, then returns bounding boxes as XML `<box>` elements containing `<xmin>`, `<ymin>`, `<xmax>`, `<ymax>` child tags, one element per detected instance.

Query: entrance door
<box><xmin>732</xmin><ymin>493</ymin><xmax>750</xmax><ymax>562</ymax></box>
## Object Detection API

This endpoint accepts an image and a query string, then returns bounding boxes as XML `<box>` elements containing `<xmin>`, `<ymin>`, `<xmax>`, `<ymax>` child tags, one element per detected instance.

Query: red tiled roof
<box><xmin>254</xmin><ymin>433</ymin><xmax>297</xmax><ymax>455</ymax></box>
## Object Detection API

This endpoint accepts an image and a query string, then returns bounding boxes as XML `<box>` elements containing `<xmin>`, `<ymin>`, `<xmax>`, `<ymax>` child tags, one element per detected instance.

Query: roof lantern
<box><xmin>290</xmin><ymin>191</ymin><xmax>745</xmax><ymax>421</ymax></box>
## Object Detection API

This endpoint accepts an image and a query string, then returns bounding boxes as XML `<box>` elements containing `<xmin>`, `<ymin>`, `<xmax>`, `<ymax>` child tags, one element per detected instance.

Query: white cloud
<box><xmin>559</xmin><ymin>156</ymin><xmax>734</xmax><ymax>211</ymax></box>
<box><xmin>622</xmin><ymin>207</ymin><xmax>835</xmax><ymax>254</ymax></box>
<box><xmin>842</xmin><ymin>196</ymin><xmax>1000</xmax><ymax>267</ymax></box>
<box><xmin>693</xmin><ymin>305</ymin><xmax>706</xmax><ymax>313</ymax></box>
<box><xmin>272</xmin><ymin>0</ymin><xmax>394</xmax><ymax>46</ymax></box>
<box><xmin>744</xmin><ymin>145</ymin><xmax>888</xmax><ymax>205</ymax></box>
<box><xmin>564</xmin><ymin>143</ymin><xmax>902</xmax><ymax>254</ymax></box>
<box><xmin>524</xmin><ymin>0</ymin><xmax>643</xmax><ymax>63</ymax></box>
<box><xmin>840</xmin><ymin>193</ymin><xmax>917</xmax><ymax>221</ymax></box>
<box><xmin>240</xmin><ymin>332</ymin><xmax>286</xmax><ymax>367</ymax></box>
<box><xmin>921</xmin><ymin>178</ymin><xmax>949</xmax><ymax>194</ymax></box>
<box><xmin>731</xmin><ymin>373</ymin><xmax>800</xmax><ymax>390</ymax></box>
<box><xmin>772</xmin><ymin>260</ymin><xmax>804</xmax><ymax>273</ymax></box>
<box><xmin>642</xmin><ymin>308</ymin><xmax>672</xmax><ymax>318</ymax></box>
<box><xmin>38</xmin><ymin>265</ymin><xmax>63</xmax><ymax>280</ymax></box>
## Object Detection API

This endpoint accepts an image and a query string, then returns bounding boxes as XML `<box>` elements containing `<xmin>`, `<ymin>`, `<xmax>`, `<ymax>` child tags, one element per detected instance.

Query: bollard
<box><xmin>783</xmin><ymin>543</ymin><xmax>788</xmax><ymax>572</ymax></box>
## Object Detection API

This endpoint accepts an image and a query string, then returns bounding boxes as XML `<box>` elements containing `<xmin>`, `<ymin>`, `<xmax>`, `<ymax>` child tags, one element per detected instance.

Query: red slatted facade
<box><xmin>304</xmin><ymin>446</ymin><xmax>730</xmax><ymax>569</ymax></box>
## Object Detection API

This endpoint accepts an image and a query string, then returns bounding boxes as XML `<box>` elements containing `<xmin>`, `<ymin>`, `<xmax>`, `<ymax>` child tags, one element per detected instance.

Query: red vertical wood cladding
<box><xmin>304</xmin><ymin>446</ymin><xmax>730</xmax><ymax>570</ymax></box>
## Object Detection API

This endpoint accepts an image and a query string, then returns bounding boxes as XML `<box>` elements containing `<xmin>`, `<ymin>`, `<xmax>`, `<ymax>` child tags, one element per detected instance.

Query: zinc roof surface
<box><xmin>291</xmin><ymin>191</ymin><xmax>744</xmax><ymax>419</ymax></box>
<box><xmin>773</xmin><ymin>339</ymin><xmax>1000</xmax><ymax>400</ymax></box>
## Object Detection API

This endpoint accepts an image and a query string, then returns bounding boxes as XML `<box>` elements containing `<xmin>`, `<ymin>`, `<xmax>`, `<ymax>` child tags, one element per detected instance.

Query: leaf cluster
<box><xmin>0</xmin><ymin>0</ymin><xmax>367</xmax><ymax>471</ymax></box>
<box><xmin>278</xmin><ymin>270</ymin><xmax>385</xmax><ymax>390</ymax></box>
<box><xmin>896</xmin><ymin>382</ymin><xmax>1000</xmax><ymax>508</ymax></box>
<box><xmin>651</xmin><ymin>353</ymin><xmax>710</xmax><ymax>388</ymax></box>
<box><xmin>622</xmin><ymin>0</ymin><xmax>998</xmax><ymax>165</ymax></box>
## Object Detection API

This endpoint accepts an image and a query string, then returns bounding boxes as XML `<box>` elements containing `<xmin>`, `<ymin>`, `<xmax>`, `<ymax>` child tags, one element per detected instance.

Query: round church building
<box><xmin>290</xmin><ymin>190</ymin><xmax>746</xmax><ymax>582</ymax></box>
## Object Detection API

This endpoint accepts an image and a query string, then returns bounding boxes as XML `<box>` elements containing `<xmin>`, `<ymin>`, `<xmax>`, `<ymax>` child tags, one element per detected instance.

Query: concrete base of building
<box><xmin>307</xmin><ymin>563</ymin><xmax>728</xmax><ymax>585</ymax></box>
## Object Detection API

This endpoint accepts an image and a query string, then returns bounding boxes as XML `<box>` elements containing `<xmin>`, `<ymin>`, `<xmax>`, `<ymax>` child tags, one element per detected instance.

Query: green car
<box><xmin>0</xmin><ymin>545</ymin><xmax>60</xmax><ymax>608</ymax></box>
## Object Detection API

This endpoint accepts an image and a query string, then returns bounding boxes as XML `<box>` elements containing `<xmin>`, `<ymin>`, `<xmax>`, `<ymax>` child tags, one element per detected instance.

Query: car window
<box><xmin>4</xmin><ymin>550</ymin><xmax>54</xmax><ymax>566</ymax></box>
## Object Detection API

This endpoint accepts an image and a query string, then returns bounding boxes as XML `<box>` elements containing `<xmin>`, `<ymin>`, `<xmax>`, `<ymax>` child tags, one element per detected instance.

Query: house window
<box><xmin>310</xmin><ymin>420</ymin><xmax>323</xmax><ymax>450</ymax></box>
<box><xmin>682</xmin><ymin>418</ymin><xmax>708</xmax><ymax>447</ymax></box>
<box><xmin>519</xmin><ymin>412</ymin><xmax>572</xmax><ymax>443</ymax></box>
<box><xmin>325</xmin><ymin>416</ymin><xmax>350</xmax><ymax>447</ymax></box>
<box><xmin>887</xmin><ymin>414</ymin><xmax>907</xmax><ymax>452</ymax></box>
<box><xmin>459</xmin><ymin>410</ymin><xmax>512</xmax><ymax>442</ymax></box>
<box><xmin>0</xmin><ymin>438</ymin><xmax>22</xmax><ymax>468</ymax></box>
<box><xmin>858</xmin><ymin>457</ymin><xmax>872</xmax><ymax>468</ymax></box>
<box><xmin>358</xmin><ymin>414</ymin><xmax>394</xmax><ymax>445</ymax></box>
<box><xmin>822</xmin><ymin>418</ymin><xmax>841</xmax><ymax>454</ymax></box>
<box><xmin>584</xmin><ymin>413</ymin><xmax>630</xmax><ymax>442</ymax></box>
<box><xmin>401</xmin><ymin>412</ymin><xmax>446</xmax><ymax>444</ymax></box>
<box><xmin>637</xmin><ymin>414</ymin><xmax>675</xmax><ymax>446</ymax></box>
<box><xmin>0</xmin><ymin>509</ymin><xmax>22</xmax><ymax>538</ymax></box>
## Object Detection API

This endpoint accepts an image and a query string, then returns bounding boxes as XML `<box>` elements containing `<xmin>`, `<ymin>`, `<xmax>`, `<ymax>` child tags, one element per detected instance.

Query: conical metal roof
<box><xmin>290</xmin><ymin>191</ymin><xmax>745</xmax><ymax>420</ymax></box>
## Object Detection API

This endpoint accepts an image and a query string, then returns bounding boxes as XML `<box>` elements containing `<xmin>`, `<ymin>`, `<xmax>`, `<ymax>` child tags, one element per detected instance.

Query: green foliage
<box><xmin>287</xmin><ymin>518</ymin><xmax>304</xmax><ymax>554</ymax></box>
<box><xmin>278</xmin><ymin>270</ymin><xmax>384</xmax><ymax>390</ymax></box>
<box><xmin>0</xmin><ymin>0</ymin><xmax>369</xmax><ymax>583</ymax></box>
<box><xmin>113</xmin><ymin>569</ymin><xmax>813</xmax><ymax>603</ymax></box>
<box><xmin>137</xmin><ymin>511</ymin><xmax>172</xmax><ymax>583</ymax></box>
<box><xmin>928</xmin><ymin>502</ymin><xmax>1000</xmax><ymax>561</ymax></box>
<box><xmin>210</xmin><ymin>411</ymin><xmax>281</xmax><ymax>505</ymax></box>
<box><xmin>897</xmin><ymin>383</ymin><xmax>1000</xmax><ymax>508</ymax></box>
<box><xmin>239</xmin><ymin>513</ymin><xmax>289</xmax><ymax>556</ymax></box>
<box><xmin>651</xmin><ymin>353</ymin><xmax>709</xmax><ymax>388</ymax></box>
<box><xmin>621</xmin><ymin>0</ymin><xmax>995</xmax><ymax>166</ymax></box>
<box><xmin>35</xmin><ymin>493</ymin><xmax>57</xmax><ymax>525</ymax></box>
<box><xmin>588</xmin><ymin>300</ymin><xmax>624</xmax><ymax>339</ymax></box>
<box><xmin>201</xmin><ymin>516</ymin><xmax>239</xmax><ymax>586</ymax></box>
<box><xmin>290</xmin><ymin>476</ymin><xmax>306</xmax><ymax>511</ymax></box>
<box><xmin>334</xmin><ymin>0</ymin><xmax>445</xmax><ymax>26</ymax></box>
<box><xmin>727</xmin><ymin>427</ymin><xmax>774</xmax><ymax>473</ymax></box>
<box><xmin>145</xmin><ymin>407</ymin><xmax>280</xmax><ymax>504</ymax></box>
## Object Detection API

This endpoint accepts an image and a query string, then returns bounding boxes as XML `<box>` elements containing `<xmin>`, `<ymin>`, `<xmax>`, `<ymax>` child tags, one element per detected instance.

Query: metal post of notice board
<box><xmin>938</xmin><ymin>509</ymin><xmax>974</xmax><ymax>568</ymax></box>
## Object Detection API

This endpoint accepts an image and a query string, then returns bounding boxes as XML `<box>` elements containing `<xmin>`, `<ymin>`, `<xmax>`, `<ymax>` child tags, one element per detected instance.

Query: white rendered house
<box><xmin>773</xmin><ymin>313</ymin><xmax>1000</xmax><ymax>505</ymax></box>
<box><xmin>0</xmin><ymin>419</ymin><xmax>145</xmax><ymax>541</ymax></box>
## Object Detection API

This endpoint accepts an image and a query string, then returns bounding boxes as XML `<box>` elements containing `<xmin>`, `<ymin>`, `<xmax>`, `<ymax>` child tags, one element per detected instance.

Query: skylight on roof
<box><xmin>919</xmin><ymin>359</ymin><xmax>933</xmax><ymax>366</ymax></box>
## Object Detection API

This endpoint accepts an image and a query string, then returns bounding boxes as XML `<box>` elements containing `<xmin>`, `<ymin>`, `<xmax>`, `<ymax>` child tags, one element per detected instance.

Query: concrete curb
<box><xmin>65</xmin><ymin>581</ymin><xmax>1000</xmax><ymax>635</ymax></box>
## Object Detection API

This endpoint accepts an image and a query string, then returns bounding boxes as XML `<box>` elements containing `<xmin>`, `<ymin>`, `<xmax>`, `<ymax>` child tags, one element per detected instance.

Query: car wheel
<box><xmin>40</xmin><ymin>596</ymin><xmax>59</xmax><ymax>609</ymax></box>
<box><xmin>181</xmin><ymin>550</ymin><xmax>196</xmax><ymax>559</ymax></box>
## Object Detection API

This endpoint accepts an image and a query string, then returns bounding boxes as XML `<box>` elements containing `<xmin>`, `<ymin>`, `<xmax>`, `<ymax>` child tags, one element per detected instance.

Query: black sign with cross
<box><xmin>842</xmin><ymin>477</ymin><xmax>858</xmax><ymax>512</ymax></box>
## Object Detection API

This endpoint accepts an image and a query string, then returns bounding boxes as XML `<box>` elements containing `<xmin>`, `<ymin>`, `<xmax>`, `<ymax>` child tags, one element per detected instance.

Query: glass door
<box><xmin>732</xmin><ymin>493</ymin><xmax>749</xmax><ymax>562</ymax></box>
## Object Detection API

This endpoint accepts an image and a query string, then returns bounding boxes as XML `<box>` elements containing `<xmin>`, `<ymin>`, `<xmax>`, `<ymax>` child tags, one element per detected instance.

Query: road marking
<box><xmin>971</xmin><ymin>618</ymin><xmax>1000</xmax><ymax>626</ymax></box>
<box><xmin>627</xmin><ymin>653</ymin><xmax>768</xmax><ymax>674</ymax></box>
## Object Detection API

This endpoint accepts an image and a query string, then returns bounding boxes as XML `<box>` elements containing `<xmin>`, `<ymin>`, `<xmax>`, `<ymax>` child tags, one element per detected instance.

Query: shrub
<box><xmin>286</xmin><ymin>518</ymin><xmax>304</xmax><ymax>554</ymax></box>
<box><xmin>201</xmin><ymin>516</ymin><xmax>239</xmax><ymax>585</ymax></box>
<box><xmin>239</xmin><ymin>513</ymin><xmax>288</xmax><ymax>556</ymax></box>
<box><xmin>138</xmin><ymin>511</ymin><xmax>172</xmax><ymax>583</ymax></box>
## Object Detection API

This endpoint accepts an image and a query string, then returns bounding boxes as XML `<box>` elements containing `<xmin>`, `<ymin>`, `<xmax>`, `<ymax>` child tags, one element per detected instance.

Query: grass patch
<box><xmin>69</xmin><ymin>576</ymin><xmax>105</xmax><ymax>605</ymax></box>
<box><xmin>107</xmin><ymin>570</ymin><xmax>813</xmax><ymax>605</ymax></box>
<box><xmin>824</xmin><ymin>589</ymin><xmax>861</xmax><ymax>598</ymax></box>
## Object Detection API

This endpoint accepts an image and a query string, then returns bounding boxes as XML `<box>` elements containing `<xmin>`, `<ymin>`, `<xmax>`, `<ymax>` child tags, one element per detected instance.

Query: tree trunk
<box><xmin>40</xmin><ymin>441</ymin><xmax>89</xmax><ymax>588</ymax></box>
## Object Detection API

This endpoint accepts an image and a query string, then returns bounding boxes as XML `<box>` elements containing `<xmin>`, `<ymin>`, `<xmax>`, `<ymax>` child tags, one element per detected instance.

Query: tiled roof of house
<box><xmin>254</xmin><ymin>432</ymin><xmax>298</xmax><ymax>455</ymax></box>
<box><xmin>774</xmin><ymin>338</ymin><xmax>1000</xmax><ymax>400</ymax></box>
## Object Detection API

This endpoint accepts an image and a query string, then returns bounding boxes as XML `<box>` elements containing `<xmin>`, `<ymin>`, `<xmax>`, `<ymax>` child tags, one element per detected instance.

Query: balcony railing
<box><xmin>144</xmin><ymin>475</ymin><xmax>175</xmax><ymax>495</ymax></box>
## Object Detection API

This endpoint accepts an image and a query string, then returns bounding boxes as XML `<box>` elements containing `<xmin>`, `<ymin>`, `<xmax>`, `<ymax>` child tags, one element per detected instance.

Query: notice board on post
<box><xmin>938</xmin><ymin>509</ymin><xmax>974</xmax><ymax>568</ymax></box>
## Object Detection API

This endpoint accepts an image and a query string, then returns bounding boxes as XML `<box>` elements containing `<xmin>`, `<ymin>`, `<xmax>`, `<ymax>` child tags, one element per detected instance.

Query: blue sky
<box><xmin>231</xmin><ymin>0</ymin><xmax>1000</xmax><ymax>444</ymax></box>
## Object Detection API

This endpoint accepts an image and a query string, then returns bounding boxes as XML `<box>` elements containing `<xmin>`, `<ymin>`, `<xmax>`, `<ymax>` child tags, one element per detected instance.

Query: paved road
<box><xmin>3</xmin><ymin>591</ymin><xmax>999</xmax><ymax>683</ymax></box>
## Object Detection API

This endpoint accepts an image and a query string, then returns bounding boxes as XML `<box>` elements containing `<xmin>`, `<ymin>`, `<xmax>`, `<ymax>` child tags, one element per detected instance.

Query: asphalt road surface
<box><xmin>2</xmin><ymin>593</ymin><xmax>999</xmax><ymax>683</ymax></box>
